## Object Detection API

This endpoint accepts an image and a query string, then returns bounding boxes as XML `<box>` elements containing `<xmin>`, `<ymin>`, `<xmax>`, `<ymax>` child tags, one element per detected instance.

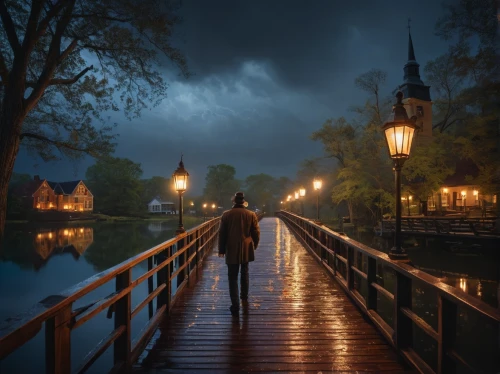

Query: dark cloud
<box><xmin>14</xmin><ymin>0</ymin><xmax>452</xmax><ymax>195</ymax></box>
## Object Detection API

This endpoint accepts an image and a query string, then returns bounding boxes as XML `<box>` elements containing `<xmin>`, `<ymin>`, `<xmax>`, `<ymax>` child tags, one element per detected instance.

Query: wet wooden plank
<box><xmin>133</xmin><ymin>218</ymin><xmax>413</xmax><ymax>373</ymax></box>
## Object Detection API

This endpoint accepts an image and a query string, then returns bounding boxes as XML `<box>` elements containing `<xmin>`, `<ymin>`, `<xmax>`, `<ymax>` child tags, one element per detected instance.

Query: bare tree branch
<box><xmin>48</xmin><ymin>65</ymin><xmax>93</xmax><ymax>85</ymax></box>
<box><xmin>19</xmin><ymin>132</ymin><xmax>93</xmax><ymax>153</ymax></box>
<box><xmin>0</xmin><ymin>0</ymin><xmax>21</xmax><ymax>52</ymax></box>
<box><xmin>34</xmin><ymin>0</ymin><xmax>68</xmax><ymax>43</ymax></box>
<box><xmin>22</xmin><ymin>0</ymin><xmax>44</xmax><ymax>51</ymax></box>
<box><xmin>25</xmin><ymin>0</ymin><xmax>76</xmax><ymax>112</ymax></box>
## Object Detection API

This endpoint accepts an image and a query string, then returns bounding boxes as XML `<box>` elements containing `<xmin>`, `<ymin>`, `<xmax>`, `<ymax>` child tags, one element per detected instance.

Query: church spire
<box><xmin>399</xmin><ymin>21</ymin><xmax>431</xmax><ymax>102</ymax></box>
<box><xmin>408</xmin><ymin>32</ymin><xmax>416</xmax><ymax>61</ymax></box>
<box><xmin>403</xmin><ymin>19</ymin><xmax>423</xmax><ymax>86</ymax></box>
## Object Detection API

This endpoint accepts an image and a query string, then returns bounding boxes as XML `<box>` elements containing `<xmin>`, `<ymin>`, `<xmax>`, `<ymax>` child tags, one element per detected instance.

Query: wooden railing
<box><xmin>278</xmin><ymin>211</ymin><xmax>500</xmax><ymax>374</ymax></box>
<box><xmin>376</xmin><ymin>216</ymin><xmax>499</xmax><ymax>239</ymax></box>
<box><xmin>0</xmin><ymin>218</ymin><xmax>221</xmax><ymax>373</ymax></box>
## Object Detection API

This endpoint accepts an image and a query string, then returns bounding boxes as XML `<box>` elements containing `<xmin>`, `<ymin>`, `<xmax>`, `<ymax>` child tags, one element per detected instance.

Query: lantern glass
<box><xmin>313</xmin><ymin>179</ymin><xmax>322</xmax><ymax>190</ymax></box>
<box><xmin>173</xmin><ymin>174</ymin><xmax>187</xmax><ymax>192</ymax></box>
<box><xmin>384</xmin><ymin>124</ymin><xmax>416</xmax><ymax>159</ymax></box>
<box><xmin>294</xmin><ymin>191</ymin><xmax>299</xmax><ymax>199</ymax></box>
<box><xmin>299</xmin><ymin>188</ymin><xmax>306</xmax><ymax>197</ymax></box>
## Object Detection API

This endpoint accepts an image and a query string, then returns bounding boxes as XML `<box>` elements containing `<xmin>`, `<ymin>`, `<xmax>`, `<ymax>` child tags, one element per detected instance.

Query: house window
<box><xmin>88</xmin><ymin>201</ymin><xmax>92</xmax><ymax>209</ymax></box>
<box><xmin>74</xmin><ymin>197</ymin><xmax>78</xmax><ymax>203</ymax></box>
<box><xmin>78</xmin><ymin>185</ymin><xmax>86</xmax><ymax>194</ymax></box>
<box><xmin>416</xmin><ymin>106</ymin><xmax>424</xmax><ymax>116</ymax></box>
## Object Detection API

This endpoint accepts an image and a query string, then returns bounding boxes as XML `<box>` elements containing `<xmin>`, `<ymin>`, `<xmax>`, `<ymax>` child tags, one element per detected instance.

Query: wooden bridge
<box><xmin>0</xmin><ymin>213</ymin><xmax>499</xmax><ymax>373</ymax></box>
<box><xmin>132</xmin><ymin>218</ymin><xmax>409</xmax><ymax>373</ymax></box>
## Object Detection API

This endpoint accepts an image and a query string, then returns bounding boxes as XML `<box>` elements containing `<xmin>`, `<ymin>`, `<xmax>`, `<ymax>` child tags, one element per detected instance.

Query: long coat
<box><xmin>218</xmin><ymin>205</ymin><xmax>260</xmax><ymax>264</ymax></box>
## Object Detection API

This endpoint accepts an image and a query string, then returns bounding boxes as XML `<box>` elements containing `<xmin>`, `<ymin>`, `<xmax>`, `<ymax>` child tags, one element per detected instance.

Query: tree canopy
<box><xmin>85</xmin><ymin>157</ymin><xmax>144</xmax><ymax>216</ymax></box>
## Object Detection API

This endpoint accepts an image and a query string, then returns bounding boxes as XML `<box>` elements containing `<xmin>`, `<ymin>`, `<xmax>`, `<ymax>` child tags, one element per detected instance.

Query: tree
<box><xmin>141</xmin><ymin>176</ymin><xmax>174</xmax><ymax>206</ymax></box>
<box><xmin>433</xmin><ymin>0</ymin><xmax>499</xmax><ymax>215</ymax></box>
<box><xmin>244</xmin><ymin>173</ymin><xmax>276</xmax><ymax>211</ymax></box>
<box><xmin>203</xmin><ymin>164</ymin><xmax>240</xmax><ymax>209</ymax></box>
<box><xmin>0</xmin><ymin>0</ymin><xmax>188</xmax><ymax>236</ymax></box>
<box><xmin>403</xmin><ymin>133</ymin><xmax>455</xmax><ymax>214</ymax></box>
<box><xmin>85</xmin><ymin>157</ymin><xmax>144</xmax><ymax>216</ymax></box>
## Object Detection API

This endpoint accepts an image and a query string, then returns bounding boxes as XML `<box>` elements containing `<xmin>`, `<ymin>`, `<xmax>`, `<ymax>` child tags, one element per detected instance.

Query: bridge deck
<box><xmin>133</xmin><ymin>218</ymin><xmax>412</xmax><ymax>373</ymax></box>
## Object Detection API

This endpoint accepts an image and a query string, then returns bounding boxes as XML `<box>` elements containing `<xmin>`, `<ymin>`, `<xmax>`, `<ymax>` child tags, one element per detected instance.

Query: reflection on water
<box><xmin>0</xmin><ymin>219</ymin><xmax>198</xmax><ymax>374</ymax></box>
<box><xmin>33</xmin><ymin>227</ymin><xmax>93</xmax><ymax>268</ymax></box>
<box><xmin>349</xmin><ymin>231</ymin><xmax>500</xmax><ymax>308</ymax></box>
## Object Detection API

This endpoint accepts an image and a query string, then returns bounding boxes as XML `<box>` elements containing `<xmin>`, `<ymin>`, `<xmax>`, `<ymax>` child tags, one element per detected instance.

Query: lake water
<box><xmin>0</xmin><ymin>219</ymin><xmax>203</xmax><ymax>374</ymax></box>
<box><xmin>348</xmin><ymin>228</ymin><xmax>500</xmax><ymax>308</ymax></box>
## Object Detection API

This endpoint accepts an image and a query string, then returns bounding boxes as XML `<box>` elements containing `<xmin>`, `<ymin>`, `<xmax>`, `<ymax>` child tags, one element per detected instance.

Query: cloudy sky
<box><xmin>13</xmin><ymin>0</ymin><xmax>452</xmax><ymax>195</ymax></box>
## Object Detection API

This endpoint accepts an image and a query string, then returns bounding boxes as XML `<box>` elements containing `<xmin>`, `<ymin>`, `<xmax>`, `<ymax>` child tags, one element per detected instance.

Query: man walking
<box><xmin>218</xmin><ymin>192</ymin><xmax>260</xmax><ymax>316</ymax></box>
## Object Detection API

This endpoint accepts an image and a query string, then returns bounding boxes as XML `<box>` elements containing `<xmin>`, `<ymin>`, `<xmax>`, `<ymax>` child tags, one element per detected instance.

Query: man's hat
<box><xmin>232</xmin><ymin>192</ymin><xmax>248</xmax><ymax>207</ymax></box>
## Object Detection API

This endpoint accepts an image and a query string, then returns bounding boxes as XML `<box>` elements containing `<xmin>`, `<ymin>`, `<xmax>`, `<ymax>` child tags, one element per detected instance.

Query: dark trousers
<box><xmin>227</xmin><ymin>263</ymin><xmax>249</xmax><ymax>310</ymax></box>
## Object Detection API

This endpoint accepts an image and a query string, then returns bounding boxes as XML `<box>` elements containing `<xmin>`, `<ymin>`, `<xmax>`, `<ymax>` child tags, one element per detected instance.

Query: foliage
<box><xmin>85</xmin><ymin>157</ymin><xmax>144</xmax><ymax>216</ymax></box>
<box><xmin>140</xmin><ymin>176</ymin><xmax>174</xmax><ymax>206</ymax></box>
<box><xmin>403</xmin><ymin>133</ymin><xmax>456</xmax><ymax>203</ymax></box>
<box><xmin>243</xmin><ymin>173</ymin><xmax>276</xmax><ymax>210</ymax></box>
<box><xmin>429</xmin><ymin>0</ymin><xmax>499</xmax><ymax>196</ymax></box>
<box><xmin>311</xmin><ymin>68</ymin><xmax>395</xmax><ymax>222</ymax></box>
<box><xmin>6</xmin><ymin>172</ymin><xmax>32</xmax><ymax>216</ymax></box>
<box><xmin>203</xmin><ymin>164</ymin><xmax>240</xmax><ymax>209</ymax></box>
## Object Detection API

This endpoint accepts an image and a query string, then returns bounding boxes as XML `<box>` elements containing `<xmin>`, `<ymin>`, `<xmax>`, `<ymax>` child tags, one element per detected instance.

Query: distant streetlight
<box><xmin>287</xmin><ymin>195</ymin><xmax>292</xmax><ymax>211</ymax></box>
<box><xmin>294</xmin><ymin>191</ymin><xmax>299</xmax><ymax>214</ymax></box>
<box><xmin>172</xmin><ymin>155</ymin><xmax>189</xmax><ymax>234</ymax></box>
<box><xmin>203</xmin><ymin>203</ymin><xmax>207</xmax><ymax>221</ymax></box>
<box><xmin>382</xmin><ymin>92</ymin><xmax>417</xmax><ymax>261</ymax></box>
<box><xmin>211</xmin><ymin>203</ymin><xmax>216</xmax><ymax>216</ymax></box>
<box><xmin>313</xmin><ymin>179</ymin><xmax>322</xmax><ymax>220</ymax></box>
<box><xmin>299</xmin><ymin>187</ymin><xmax>306</xmax><ymax>216</ymax></box>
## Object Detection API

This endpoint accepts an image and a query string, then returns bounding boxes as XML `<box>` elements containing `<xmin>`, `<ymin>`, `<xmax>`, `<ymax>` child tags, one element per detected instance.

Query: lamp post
<box><xmin>313</xmin><ymin>179</ymin><xmax>322</xmax><ymax>220</ymax></box>
<box><xmin>172</xmin><ymin>156</ymin><xmax>189</xmax><ymax>235</ymax></box>
<box><xmin>203</xmin><ymin>203</ymin><xmax>207</xmax><ymax>221</ymax></box>
<box><xmin>299</xmin><ymin>187</ymin><xmax>306</xmax><ymax>216</ymax></box>
<box><xmin>383</xmin><ymin>92</ymin><xmax>417</xmax><ymax>261</ymax></box>
<box><xmin>287</xmin><ymin>195</ymin><xmax>292</xmax><ymax>211</ymax></box>
<box><xmin>294</xmin><ymin>191</ymin><xmax>299</xmax><ymax>214</ymax></box>
<box><xmin>211</xmin><ymin>203</ymin><xmax>216</xmax><ymax>216</ymax></box>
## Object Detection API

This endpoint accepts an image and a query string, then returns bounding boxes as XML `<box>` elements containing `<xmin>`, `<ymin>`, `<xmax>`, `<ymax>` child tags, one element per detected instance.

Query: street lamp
<box><xmin>299</xmin><ymin>187</ymin><xmax>306</xmax><ymax>216</ymax></box>
<box><xmin>203</xmin><ymin>203</ymin><xmax>207</xmax><ymax>221</ymax></box>
<box><xmin>294</xmin><ymin>191</ymin><xmax>299</xmax><ymax>214</ymax></box>
<box><xmin>313</xmin><ymin>179</ymin><xmax>322</xmax><ymax>220</ymax></box>
<box><xmin>287</xmin><ymin>195</ymin><xmax>292</xmax><ymax>211</ymax></box>
<box><xmin>383</xmin><ymin>91</ymin><xmax>417</xmax><ymax>261</ymax></box>
<box><xmin>172</xmin><ymin>156</ymin><xmax>189</xmax><ymax>234</ymax></box>
<box><xmin>211</xmin><ymin>203</ymin><xmax>216</xmax><ymax>216</ymax></box>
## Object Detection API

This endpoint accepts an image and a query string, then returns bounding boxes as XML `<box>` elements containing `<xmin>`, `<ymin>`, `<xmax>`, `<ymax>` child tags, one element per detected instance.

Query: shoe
<box><xmin>229</xmin><ymin>306</ymin><xmax>239</xmax><ymax>317</ymax></box>
<box><xmin>240</xmin><ymin>296</ymin><xmax>248</xmax><ymax>301</ymax></box>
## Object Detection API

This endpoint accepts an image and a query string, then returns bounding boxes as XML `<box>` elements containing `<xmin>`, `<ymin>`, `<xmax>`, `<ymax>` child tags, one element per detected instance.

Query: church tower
<box><xmin>398</xmin><ymin>28</ymin><xmax>432</xmax><ymax>144</ymax></box>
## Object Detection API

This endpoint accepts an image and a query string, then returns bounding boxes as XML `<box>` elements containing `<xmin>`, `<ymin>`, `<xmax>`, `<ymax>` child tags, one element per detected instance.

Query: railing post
<box><xmin>147</xmin><ymin>257</ymin><xmax>154</xmax><ymax>319</ymax></box>
<box><xmin>156</xmin><ymin>247</ymin><xmax>171</xmax><ymax>312</ymax></box>
<box><xmin>333</xmin><ymin>239</ymin><xmax>338</xmax><ymax>275</ymax></box>
<box><xmin>45</xmin><ymin>304</ymin><xmax>72</xmax><ymax>374</ymax></box>
<box><xmin>438</xmin><ymin>295</ymin><xmax>457</xmax><ymax>374</ymax></box>
<box><xmin>346</xmin><ymin>246</ymin><xmax>354</xmax><ymax>290</ymax></box>
<box><xmin>177</xmin><ymin>235</ymin><xmax>186</xmax><ymax>287</ymax></box>
<box><xmin>394</xmin><ymin>273</ymin><xmax>412</xmax><ymax>349</ymax></box>
<box><xmin>114</xmin><ymin>269</ymin><xmax>131</xmax><ymax>368</ymax></box>
<box><xmin>366</xmin><ymin>257</ymin><xmax>377</xmax><ymax>310</ymax></box>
